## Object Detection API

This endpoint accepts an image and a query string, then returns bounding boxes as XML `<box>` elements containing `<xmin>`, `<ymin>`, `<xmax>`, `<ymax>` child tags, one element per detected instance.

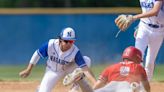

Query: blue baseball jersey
<box><xmin>140</xmin><ymin>0</ymin><xmax>164</xmax><ymax>24</ymax></box>
<box><xmin>37</xmin><ymin>39</ymin><xmax>87</xmax><ymax>71</ymax></box>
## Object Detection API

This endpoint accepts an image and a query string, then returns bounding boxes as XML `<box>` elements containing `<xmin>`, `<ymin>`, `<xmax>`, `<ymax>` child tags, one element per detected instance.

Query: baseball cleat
<box><xmin>63</xmin><ymin>68</ymin><xmax>84</xmax><ymax>86</ymax></box>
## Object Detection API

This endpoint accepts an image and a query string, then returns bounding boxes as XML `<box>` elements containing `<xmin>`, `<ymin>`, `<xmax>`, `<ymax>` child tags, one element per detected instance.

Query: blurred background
<box><xmin>0</xmin><ymin>0</ymin><xmax>163</xmax><ymax>85</ymax></box>
<box><xmin>0</xmin><ymin>2</ymin><xmax>164</xmax><ymax>92</ymax></box>
<box><xmin>0</xmin><ymin>0</ymin><xmax>140</xmax><ymax>7</ymax></box>
<box><xmin>0</xmin><ymin>0</ymin><xmax>163</xmax><ymax>65</ymax></box>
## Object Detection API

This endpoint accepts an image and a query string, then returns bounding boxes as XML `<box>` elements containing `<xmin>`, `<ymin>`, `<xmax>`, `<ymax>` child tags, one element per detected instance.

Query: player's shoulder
<box><xmin>48</xmin><ymin>39</ymin><xmax>59</xmax><ymax>44</ymax></box>
<box><xmin>72</xmin><ymin>44</ymin><xmax>79</xmax><ymax>51</ymax></box>
<box><xmin>129</xmin><ymin>62</ymin><xmax>143</xmax><ymax>68</ymax></box>
<box><xmin>105</xmin><ymin>62</ymin><xmax>119</xmax><ymax>70</ymax></box>
<box><xmin>48</xmin><ymin>38</ymin><xmax>58</xmax><ymax>42</ymax></box>
<box><xmin>101</xmin><ymin>63</ymin><xmax>119</xmax><ymax>73</ymax></box>
<box><xmin>136</xmin><ymin>63</ymin><xmax>145</xmax><ymax>69</ymax></box>
<box><xmin>129</xmin><ymin>62</ymin><xmax>145</xmax><ymax>70</ymax></box>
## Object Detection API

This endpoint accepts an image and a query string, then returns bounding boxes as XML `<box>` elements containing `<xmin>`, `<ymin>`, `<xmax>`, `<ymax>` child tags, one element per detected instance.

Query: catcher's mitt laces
<box><xmin>115</xmin><ymin>30</ymin><xmax>121</xmax><ymax>38</ymax></box>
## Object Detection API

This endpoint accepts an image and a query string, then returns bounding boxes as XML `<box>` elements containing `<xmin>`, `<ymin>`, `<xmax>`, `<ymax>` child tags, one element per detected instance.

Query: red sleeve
<box><xmin>98</xmin><ymin>67</ymin><xmax>109</xmax><ymax>81</ymax></box>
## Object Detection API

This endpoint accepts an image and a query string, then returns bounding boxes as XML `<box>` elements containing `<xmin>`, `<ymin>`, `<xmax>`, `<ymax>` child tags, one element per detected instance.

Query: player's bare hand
<box><xmin>19</xmin><ymin>69</ymin><xmax>31</xmax><ymax>78</ymax></box>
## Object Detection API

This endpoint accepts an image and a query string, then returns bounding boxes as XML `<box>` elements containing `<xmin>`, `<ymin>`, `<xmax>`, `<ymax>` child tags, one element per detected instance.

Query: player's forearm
<box><xmin>87</xmin><ymin>72</ymin><xmax>96</xmax><ymax>84</ymax></box>
<box><xmin>142</xmin><ymin>81</ymin><xmax>150</xmax><ymax>92</ymax></box>
<box><xmin>144</xmin><ymin>84</ymin><xmax>150</xmax><ymax>92</ymax></box>
<box><xmin>77</xmin><ymin>79</ymin><xmax>94</xmax><ymax>92</ymax></box>
<box><xmin>89</xmin><ymin>71</ymin><xmax>97</xmax><ymax>83</ymax></box>
<box><xmin>93</xmin><ymin>80</ymin><xmax>105</xmax><ymax>90</ymax></box>
<box><xmin>133</xmin><ymin>10</ymin><xmax>159</xmax><ymax>20</ymax></box>
<box><xmin>19</xmin><ymin>63</ymin><xmax>34</xmax><ymax>78</ymax></box>
<box><xmin>133</xmin><ymin>1</ymin><xmax>162</xmax><ymax>20</ymax></box>
<box><xmin>26</xmin><ymin>63</ymin><xmax>34</xmax><ymax>72</ymax></box>
<box><xmin>83</xmin><ymin>66</ymin><xmax>96</xmax><ymax>84</ymax></box>
<box><xmin>21</xmin><ymin>51</ymin><xmax>40</xmax><ymax>75</ymax></box>
<box><xmin>29</xmin><ymin>50</ymin><xmax>40</xmax><ymax>65</ymax></box>
<box><xmin>25</xmin><ymin>50</ymin><xmax>40</xmax><ymax>72</ymax></box>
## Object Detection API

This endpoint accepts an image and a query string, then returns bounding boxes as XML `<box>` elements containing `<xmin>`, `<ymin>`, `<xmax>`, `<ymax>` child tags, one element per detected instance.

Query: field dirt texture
<box><xmin>0</xmin><ymin>81</ymin><xmax>164</xmax><ymax>92</ymax></box>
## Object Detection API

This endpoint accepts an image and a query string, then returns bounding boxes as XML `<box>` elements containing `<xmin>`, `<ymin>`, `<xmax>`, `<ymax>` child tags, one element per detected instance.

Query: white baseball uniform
<box><xmin>30</xmin><ymin>39</ymin><xmax>89</xmax><ymax>92</ymax></box>
<box><xmin>95</xmin><ymin>81</ymin><xmax>135</xmax><ymax>92</ymax></box>
<box><xmin>135</xmin><ymin>0</ymin><xmax>164</xmax><ymax>81</ymax></box>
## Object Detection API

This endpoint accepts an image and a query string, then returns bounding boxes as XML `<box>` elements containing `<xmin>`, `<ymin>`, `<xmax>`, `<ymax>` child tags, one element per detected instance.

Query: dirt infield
<box><xmin>0</xmin><ymin>81</ymin><xmax>163</xmax><ymax>92</ymax></box>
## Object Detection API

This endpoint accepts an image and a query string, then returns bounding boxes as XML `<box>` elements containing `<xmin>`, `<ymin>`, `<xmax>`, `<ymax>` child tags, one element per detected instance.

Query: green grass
<box><xmin>91</xmin><ymin>64</ymin><xmax>109</xmax><ymax>78</ymax></box>
<box><xmin>0</xmin><ymin>65</ymin><xmax>45</xmax><ymax>81</ymax></box>
<box><xmin>153</xmin><ymin>65</ymin><xmax>164</xmax><ymax>81</ymax></box>
<box><xmin>0</xmin><ymin>64</ymin><xmax>164</xmax><ymax>81</ymax></box>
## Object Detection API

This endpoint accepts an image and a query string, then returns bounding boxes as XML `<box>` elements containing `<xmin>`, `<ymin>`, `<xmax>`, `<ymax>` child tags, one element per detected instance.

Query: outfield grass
<box><xmin>0</xmin><ymin>64</ymin><xmax>164</xmax><ymax>81</ymax></box>
<box><xmin>0</xmin><ymin>65</ymin><xmax>45</xmax><ymax>81</ymax></box>
<box><xmin>153</xmin><ymin>65</ymin><xmax>164</xmax><ymax>81</ymax></box>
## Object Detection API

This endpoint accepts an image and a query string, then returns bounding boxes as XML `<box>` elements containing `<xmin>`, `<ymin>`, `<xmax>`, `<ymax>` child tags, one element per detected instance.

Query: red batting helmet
<box><xmin>122</xmin><ymin>46</ymin><xmax>142</xmax><ymax>63</ymax></box>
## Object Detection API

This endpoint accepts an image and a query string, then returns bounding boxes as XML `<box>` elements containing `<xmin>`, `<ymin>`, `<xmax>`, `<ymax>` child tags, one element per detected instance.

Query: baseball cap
<box><xmin>59</xmin><ymin>27</ymin><xmax>76</xmax><ymax>40</ymax></box>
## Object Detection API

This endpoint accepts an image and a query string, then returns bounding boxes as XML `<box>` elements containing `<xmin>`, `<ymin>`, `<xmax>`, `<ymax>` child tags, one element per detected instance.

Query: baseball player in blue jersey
<box><xmin>19</xmin><ymin>27</ymin><xmax>96</xmax><ymax>92</ymax></box>
<box><xmin>115</xmin><ymin>0</ymin><xmax>164</xmax><ymax>81</ymax></box>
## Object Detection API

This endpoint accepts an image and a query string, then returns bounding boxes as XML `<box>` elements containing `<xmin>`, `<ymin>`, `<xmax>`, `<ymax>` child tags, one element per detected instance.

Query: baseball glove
<box><xmin>63</xmin><ymin>68</ymin><xmax>84</xmax><ymax>86</ymax></box>
<box><xmin>115</xmin><ymin>14</ymin><xmax>134</xmax><ymax>31</ymax></box>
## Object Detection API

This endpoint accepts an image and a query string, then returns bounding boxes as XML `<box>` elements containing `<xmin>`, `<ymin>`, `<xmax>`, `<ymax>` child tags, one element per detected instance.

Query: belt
<box><xmin>142</xmin><ymin>21</ymin><xmax>163</xmax><ymax>28</ymax></box>
<box><xmin>148</xmin><ymin>24</ymin><xmax>159</xmax><ymax>28</ymax></box>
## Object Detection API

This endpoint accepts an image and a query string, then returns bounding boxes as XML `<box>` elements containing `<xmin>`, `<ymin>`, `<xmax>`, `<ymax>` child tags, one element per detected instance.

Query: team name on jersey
<box><xmin>120</xmin><ymin>66</ymin><xmax>130</xmax><ymax>76</ymax></box>
<box><xmin>140</xmin><ymin>2</ymin><xmax>154</xmax><ymax>8</ymax></box>
<box><xmin>50</xmin><ymin>55</ymin><xmax>69</xmax><ymax>65</ymax></box>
